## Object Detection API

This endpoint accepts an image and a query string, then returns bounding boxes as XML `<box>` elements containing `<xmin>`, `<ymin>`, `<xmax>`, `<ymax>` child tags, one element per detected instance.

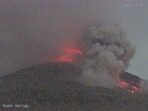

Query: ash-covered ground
<box><xmin>0</xmin><ymin>62</ymin><xmax>148</xmax><ymax>111</ymax></box>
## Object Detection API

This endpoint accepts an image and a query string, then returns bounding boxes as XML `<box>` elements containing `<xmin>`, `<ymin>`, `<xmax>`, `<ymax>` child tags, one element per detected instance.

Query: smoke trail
<box><xmin>80</xmin><ymin>22</ymin><xmax>136</xmax><ymax>88</ymax></box>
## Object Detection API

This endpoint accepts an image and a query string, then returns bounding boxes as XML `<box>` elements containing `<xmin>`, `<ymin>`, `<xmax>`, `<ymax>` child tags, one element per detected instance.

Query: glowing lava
<box><xmin>119</xmin><ymin>80</ymin><xmax>143</xmax><ymax>93</ymax></box>
<box><xmin>57</xmin><ymin>48</ymin><xmax>82</xmax><ymax>63</ymax></box>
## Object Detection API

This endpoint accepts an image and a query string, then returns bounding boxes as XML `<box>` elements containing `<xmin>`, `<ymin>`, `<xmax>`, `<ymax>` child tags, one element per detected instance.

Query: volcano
<box><xmin>0</xmin><ymin>62</ymin><xmax>148</xmax><ymax>111</ymax></box>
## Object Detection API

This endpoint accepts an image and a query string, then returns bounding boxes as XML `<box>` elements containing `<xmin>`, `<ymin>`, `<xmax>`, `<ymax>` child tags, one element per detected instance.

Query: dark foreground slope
<box><xmin>0</xmin><ymin>62</ymin><xmax>148</xmax><ymax>111</ymax></box>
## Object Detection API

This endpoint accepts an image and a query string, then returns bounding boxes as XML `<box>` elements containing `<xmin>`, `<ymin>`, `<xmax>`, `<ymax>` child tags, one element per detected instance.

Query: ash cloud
<box><xmin>80</xmin><ymin>23</ymin><xmax>136</xmax><ymax>88</ymax></box>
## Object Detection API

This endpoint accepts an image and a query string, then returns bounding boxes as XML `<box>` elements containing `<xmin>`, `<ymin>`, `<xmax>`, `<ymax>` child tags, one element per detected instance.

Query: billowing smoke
<box><xmin>80</xmin><ymin>22</ymin><xmax>136</xmax><ymax>88</ymax></box>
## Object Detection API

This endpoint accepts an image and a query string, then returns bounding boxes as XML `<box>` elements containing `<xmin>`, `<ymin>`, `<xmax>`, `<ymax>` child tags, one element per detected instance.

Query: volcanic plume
<box><xmin>79</xmin><ymin>23</ymin><xmax>136</xmax><ymax>88</ymax></box>
<box><xmin>52</xmin><ymin>22</ymin><xmax>137</xmax><ymax>91</ymax></box>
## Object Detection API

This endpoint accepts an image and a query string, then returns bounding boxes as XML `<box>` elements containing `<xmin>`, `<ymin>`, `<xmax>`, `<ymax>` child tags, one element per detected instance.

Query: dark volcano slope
<box><xmin>0</xmin><ymin>62</ymin><xmax>82</xmax><ymax>93</ymax></box>
<box><xmin>0</xmin><ymin>62</ymin><xmax>101</xmax><ymax>104</ymax></box>
<box><xmin>0</xmin><ymin>62</ymin><xmax>148</xmax><ymax>111</ymax></box>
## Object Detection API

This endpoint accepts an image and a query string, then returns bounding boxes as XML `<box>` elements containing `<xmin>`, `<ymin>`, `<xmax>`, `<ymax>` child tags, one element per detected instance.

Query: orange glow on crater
<box><xmin>56</xmin><ymin>48</ymin><xmax>82</xmax><ymax>63</ymax></box>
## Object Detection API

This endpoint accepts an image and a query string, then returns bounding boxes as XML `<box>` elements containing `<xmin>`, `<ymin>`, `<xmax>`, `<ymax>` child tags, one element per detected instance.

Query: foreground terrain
<box><xmin>0</xmin><ymin>62</ymin><xmax>148</xmax><ymax>111</ymax></box>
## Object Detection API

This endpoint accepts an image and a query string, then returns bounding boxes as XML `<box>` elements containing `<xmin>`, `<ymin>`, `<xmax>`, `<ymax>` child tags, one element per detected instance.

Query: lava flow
<box><xmin>119</xmin><ymin>80</ymin><xmax>143</xmax><ymax>93</ymax></box>
<box><xmin>56</xmin><ymin>48</ymin><xmax>82</xmax><ymax>63</ymax></box>
<box><xmin>119</xmin><ymin>72</ymin><xmax>143</xmax><ymax>93</ymax></box>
